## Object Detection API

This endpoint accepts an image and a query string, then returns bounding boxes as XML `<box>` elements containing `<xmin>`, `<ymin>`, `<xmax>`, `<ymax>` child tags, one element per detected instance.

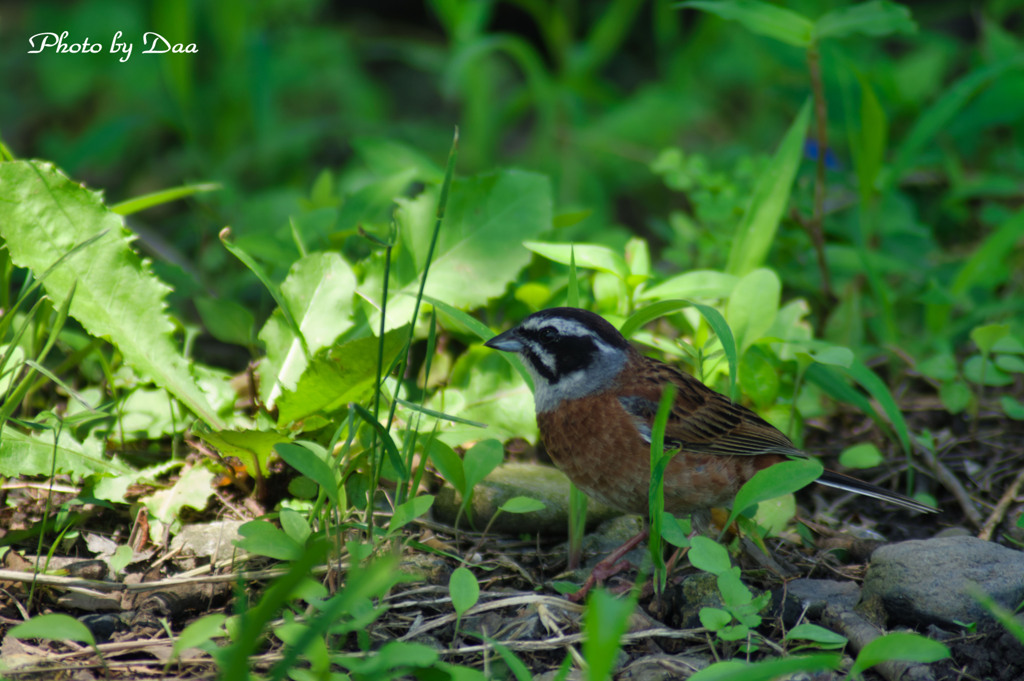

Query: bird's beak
<box><xmin>484</xmin><ymin>327</ymin><xmax>523</xmax><ymax>352</ymax></box>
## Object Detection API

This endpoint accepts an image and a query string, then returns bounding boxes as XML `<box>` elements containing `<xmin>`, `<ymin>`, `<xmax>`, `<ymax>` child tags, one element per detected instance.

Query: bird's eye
<box><xmin>538</xmin><ymin>327</ymin><xmax>559</xmax><ymax>343</ymax></box>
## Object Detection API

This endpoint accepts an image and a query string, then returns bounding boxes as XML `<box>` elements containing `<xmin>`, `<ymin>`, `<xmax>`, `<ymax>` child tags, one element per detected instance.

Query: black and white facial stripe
<box><xmin>486</xmin><ymin>308</ymin><xmax>631</xmax><ymax>413</ymax></box>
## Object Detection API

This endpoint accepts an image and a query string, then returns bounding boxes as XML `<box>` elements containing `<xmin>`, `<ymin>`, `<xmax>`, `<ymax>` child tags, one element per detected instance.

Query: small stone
<box><xmin>774</xmin><ymin>578</ymin><xmax>861</xmax><ymax>626</ymax></box>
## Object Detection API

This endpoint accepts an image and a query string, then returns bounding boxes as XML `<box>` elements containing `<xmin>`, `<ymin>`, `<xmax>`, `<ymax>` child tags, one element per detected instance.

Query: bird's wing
<box><xmin>617</xmin><ymin>358</ymin><xmax>804</xmax><ymax>458</ymax></box>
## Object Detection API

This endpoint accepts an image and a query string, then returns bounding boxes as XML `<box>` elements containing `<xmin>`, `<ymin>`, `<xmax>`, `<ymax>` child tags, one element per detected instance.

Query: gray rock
<box><xmin>774</xmin><ymin>578</ymin><xmax>861</xmax><ymax>626</ymax></box>
<box><xmin>433</xmin><ymin>462</ymin><xmax>620</xmax><ymax>535</ymax></box>
<box><xmin>861</xmin><ymin>535</ymin><xmax>1024</xmax><ymax>628</ymax></box>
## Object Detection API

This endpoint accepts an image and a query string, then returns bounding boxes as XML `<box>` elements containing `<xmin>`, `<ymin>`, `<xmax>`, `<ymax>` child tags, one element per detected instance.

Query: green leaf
<box><xmin>660</xmin><ymin>512</ymin><xmax>692</xmax><ymax>548</ymax></box>
<box><xmin>582</xmin><ymin>588</ymin><xmax>637</xmax><ymax>681</ymax></box>
<box><xmin>200</xmin><ymin>428</ymin><xmax>290</xmax><ymax>478</ymax></box>
<box><xmin>111</xmin><ymin>182</ymin><xmax>220</xmax><ymax>215</ymax></box>
<box><xmin>814</xmin><ymin>1</ymin><xmax>916</xmax><ymax>41</ymax></box>
<box><xmin>0</xmin><ymin>427</ymin><xmax>128</xmax><ymax>478</ymax></box>
<box><xmin>377</xmin><ymin>169</ymin><xmax>552</xmax><ymax>327</ymax></box>
<box><xmin>499</xmin><ymin>496</ymin><xmax>546</xmax><ymax>514</ymax></box>
<box><xmin>687</xmin><ymin>654</ymin><xmax>841</xmax><ymax>681</ymax></box>
<box><xmin>785</xmin><ymin>622</ymin><xmax>848</xmax><ymax>646</ymax></box>
<box><xmin>275</xmin><ymin>443</ymin><xmax>339</xmax><ymax>508</ymax></box>
<box><xmin>0</xmin><ymin>160</ymin><xmax>225</xmax><ymax>428</ymax></box>
<box><xmin>841</xmin><ymin>360</ymin><xmax>912</xmax><ymax>456</ymax></box>
<box><xmin>971</xmin><ymin>323</ymin><xmax>1010</xmax><ymax>354</ymax></box>
<box><xmin>274</xmin><ymin>327</ymin><xmax>408</xmax><ymax>427</ymax></box>
<box><xmin>688</xmin><ymin>535</ymin><xmax>732</xmax><ymax>575</ymax></box>
<box><xmin>235</xmin><ymin>519</ymin><xmax>304</xmax><ymax>561</ymax></box>
<box><xmin>1000</xmin><ymin>396</ymin><xmax>1024</xmax><ymax>420</ymax></box>
<box><xmin>463</xmin><ymin>439</ymin><xmax>504</xmax><ymax>491</ymax></box>
<box><xmin>727</xmin><ymin>458</ymin><xmax>823</xmax><ymax>529</ymax></box>
<box><xmin>9</xmin><ymin>613</ymin><xmax>96</xmax><ymax>646</ymax></box>
<box><xmin>939</xmin><ymin>380</ymin><xmax>972</xmax><ymax>414</ymax></box>
<box><xmin>681</xmin><ymin>0</ymin><xmax>813</xmax><ymax>47</ymax></box>
<box><xmin>391</xmin><ymin>494</ymin><xmax>434</xmax><ymax>532</ymax></box>
<box><xmin>726</xmin><ymin>268</ymin><xmax>780</xmax><ymax>357</ymax></box>
<box><xmin>429</xmin><ymin>439</ymin><xmax>467</xmax><ymax>495</ymax></box>
<box><xmin>850</xmin><ymin>73</ymin><xmax>888</xmax><ymax>202</ymax></box>
<box><xmin>172</xmin><ymin>614</ymin><xmax>227</xmax><ymax>659</ymax></box>
<box><xmin>849</xmin><ymin>632</ymin><xmax>949</xmax><ymax>677</ymax></box>
<box><xmin>699</xmin><ymin>607</ymin><xmax>733</xmax><ymax>630</ymax></box>
<box><xmin>692</xmin><ymin>303</ymin><xmax>740</xmax><ymax>401</ymax></box>
<box><xmin>195</xmin><ymin>296</ymin><xmax>255</xmax><ymax>347</ymax></box>
<box><xmin>839</xmin><ymin>443</ymin><xmax>883</xmax><ymax>469</ymax></box>
<box><xmin>620</xmin><ymin>300</ymin><xmax>690</xmax><ymax>339</ymax></box>
<box><xmin>449</xmin><ymin>566</ymin><xmax>480</xmax><ymax>617</ymax></box>
<box><xmin>726</xmin><ymin>100</ymin><xmax>812</xmax><ymax>276</ymax></box>
<box><xmin>258</xmin><ymin>252</ymin><xmax>357</xmax><ymax>407</ymax></box>
<box><xmin>279</xmin><ymin>508</ymin><xmax>311</xmax><ymax>545</ymax></box>
<box><xmin>524</xmin><ymin>241</ymin><xmax>630</xmax><ymax>280</ymax></box>
<box><xmin>141</xmin><ymin>465</ymin><xmax>216</xmax><ymax>532</ymax></box>
<box><xmin>639</xmin><ymin>270</ymin><xmax>738</xmax><ymax>301</ymax></box>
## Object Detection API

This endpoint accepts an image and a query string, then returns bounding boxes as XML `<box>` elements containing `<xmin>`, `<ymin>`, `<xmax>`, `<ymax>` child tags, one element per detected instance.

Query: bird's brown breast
<box><xmin>536</xmin><ymin>389</ymin><xmax>785</xmax><ymax>517</ymax></box>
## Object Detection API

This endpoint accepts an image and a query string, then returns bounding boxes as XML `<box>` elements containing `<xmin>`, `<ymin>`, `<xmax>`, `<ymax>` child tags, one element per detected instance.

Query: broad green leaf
<box><xmin>814</xmin><ymin>1</ymin><xmax>916</xmax><ymax>41</ymax></box>
<box><xmin>639</xmin><ymin>270</ymin><xmax>738</xmax><ymax>301</ymax></box>
<box><xmin>849</xmin><ymin>632</ymin><xmax>949</xmax><ymax>676</ymax></box>
<box><xmin>172</xmin><ymin>614</ymin><xmax>227</xmax><ymax>659</ymax></box>
<box><xmin>391</xmin><ymin>494</ymin><xmax>434</xmax><ymax>532</ymax></box>
<box><xmin>376</xmin><ymin>170</ymin><xmax>552</xmax><ymax>328</ymax></box>
<box><xmin>9</xmin><ymin>614</ymin><xmax>95</xmax><ymax>646</ymax></box>
<box><xmin>449</xmin><ymin>566</ymin><xmax>480</xmax><ymax>617</ymax></box>
<box><xmin>699</xmin><ymin>607</ymin><xmax>733</xmax><ymax>630</ymax></box>
<box><xmin>688</xmin><ymin>535</ymin><xmax>732</xmax><ymax>575</ymax></box>
<box><xmin>235</xmin><ymin>519</ymin><xmax>304</xmax><ymax>561</ymax></box>
<box><xmin>727</xmin><ymin>458</ymin><xmax>823</xmax><ymax>529</ymax></box>
<box><xmin>660</xmin><ymin>512</ymin><xmax>692</xmax><ymax>547</ymax></box>
<box><xmin>276</xmin><ymin>442</ymin><xmax>339</xmax><ymax>508</ymax></box>
<box><xmin>274</xmin><ymin>327</ymin><xmax>407</xmax><ymax>427</ymax></box>
<box><xmin>259</xmin><ymin>252</ymin><xmax>357</xmax><ymax>407</ymax></box>
<box><xmin>279</xmin><ymin>508</ymin><xmax>311</xmax><ymax>544</ymax></box>
<box><xmin>524</xmin><ymin>241</ymin><xmax>630</xmax><ymax>280</ymax></box>
<box><xmin>0</xmin><ymin>160</ymin><xmax>225</xmax><ymax>428</ymax></box>
<box><xmin>463</xmin><ymin>439</ymin><xmax>504</xmax><ymax>491</ymax></box>
<box><xmin>499</xmin><ymin>496</ymin><xmax>546</xmax><ymax>514</ymax></box>
<box><xmin>682</xmin><ymin>0</ymin><xmax>813</xmax><ymax>47</ymax></box>
<box><xmin>428</xmin><ymin>439</ymin><xmax>466</xmax><ymax>495</ymax></box>
<box><xmin>200</xmin><ymin>428</ymin><xmax>290</xmax><ymax>478</ymax></box>
<box><xmin>1001</xmin><ymin>396</ymin><xmax>1024</xmax><ymax>420</ymax></box>
<box><xmin>620</xmin><ymin>300</ymin><xmax>690</xmax><ymax>339</ymax></box>
<box><xmin>971</xmin><ymin>323</ymin><xmax>1010</xmax><ymax>354</ymax></box>
<box><xmin>726</xmin><ymin>268</ymin><xmax>780</xmax><ymax>356</ymax></box>
<box><xmin>726</xmin><ymin>100</ymin><xmax>811</xmax><ymax>276</ymax></box>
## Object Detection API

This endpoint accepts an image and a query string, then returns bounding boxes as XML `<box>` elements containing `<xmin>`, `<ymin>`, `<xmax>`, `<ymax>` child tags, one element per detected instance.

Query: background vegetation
<box><xmin>1</xmin><ymin>0</ymin><xmax>1022</xmax><ymax>678</ymax></box>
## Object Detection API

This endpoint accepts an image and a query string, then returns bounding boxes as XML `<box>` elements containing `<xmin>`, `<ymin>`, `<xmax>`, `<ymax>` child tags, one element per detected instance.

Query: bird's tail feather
<box><xmin>816</xmin><ymin>469</ymin><xmax>937</xmax><ymax>514</ymax></box>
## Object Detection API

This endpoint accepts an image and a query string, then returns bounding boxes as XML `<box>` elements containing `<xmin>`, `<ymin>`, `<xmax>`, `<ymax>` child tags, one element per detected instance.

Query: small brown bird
<box><xmin>485</xmin><ymin>307</ymin><xmax>936</xmax><ymax>530</ymax></box>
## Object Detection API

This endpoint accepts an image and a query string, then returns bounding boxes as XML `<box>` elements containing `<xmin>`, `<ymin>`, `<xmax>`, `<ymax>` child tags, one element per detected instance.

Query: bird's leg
<box><xmin>568</xmin><ymin>526</ymin><xmax>649</xmax><ymax>603</ymax></box>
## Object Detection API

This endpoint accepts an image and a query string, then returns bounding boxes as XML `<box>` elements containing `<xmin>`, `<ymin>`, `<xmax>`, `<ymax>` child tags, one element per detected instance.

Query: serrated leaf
<box><xmin>0</xmin><ymin>428</ymin><xmax>127</xmax><ymax>478</ymax></box>
<box><xmin>0</xmin><ymin>160</ymin><xmax>225</xmax><ymax>428</ymax></box>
